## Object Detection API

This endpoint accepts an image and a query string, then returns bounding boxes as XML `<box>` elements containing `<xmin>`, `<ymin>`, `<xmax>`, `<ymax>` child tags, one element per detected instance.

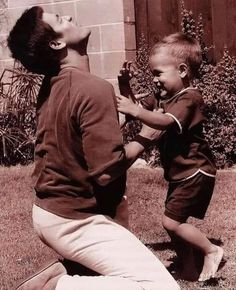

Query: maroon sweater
<box><xmin>33</xmin><ymin>67</ymin><xmax>127</xmax><ymax>219</ymax></box>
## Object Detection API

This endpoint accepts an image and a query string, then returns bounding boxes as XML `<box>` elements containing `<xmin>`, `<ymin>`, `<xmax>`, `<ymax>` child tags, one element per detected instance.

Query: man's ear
<box><xmin>178</xmin><ymin>63</ymin><xmax>188</xmax><ymax>78</ymax></box>
<box><xmin>49</xmin><ymin>39</ymin><xmax>66</xmax><ymax>50</ymax></box>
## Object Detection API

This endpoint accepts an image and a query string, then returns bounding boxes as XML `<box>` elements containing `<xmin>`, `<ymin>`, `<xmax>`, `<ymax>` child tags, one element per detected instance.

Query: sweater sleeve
<box><xmin>76</xmin><ymin>79</ymin><xmax>126</xmax><ymax>179</ymax></box>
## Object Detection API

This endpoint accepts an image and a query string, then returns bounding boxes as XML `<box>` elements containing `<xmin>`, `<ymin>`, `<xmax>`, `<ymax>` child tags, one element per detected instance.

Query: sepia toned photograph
<box><xmin>0</xmin><ymin>0</ymin><xmax>235</xmax><ymax>289</ymax></box>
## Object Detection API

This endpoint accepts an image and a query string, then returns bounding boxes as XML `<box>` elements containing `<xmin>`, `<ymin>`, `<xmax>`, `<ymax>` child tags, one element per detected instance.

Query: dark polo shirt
<box><xmin>33</xmin><ymin>67</ymin><xmax>127</xmax><ymax>219</ymax></box>
<box><xmin>158</xmin><ymin>88</ymin><xmax>216</xmax><ymax>182</ymax></box>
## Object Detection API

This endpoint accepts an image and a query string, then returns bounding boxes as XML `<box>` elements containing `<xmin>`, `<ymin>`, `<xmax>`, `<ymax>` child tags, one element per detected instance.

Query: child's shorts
<box><xmin>164</xmin><ymin>172</ymin><xmax>215</xmax><ymax>222</ymax></box>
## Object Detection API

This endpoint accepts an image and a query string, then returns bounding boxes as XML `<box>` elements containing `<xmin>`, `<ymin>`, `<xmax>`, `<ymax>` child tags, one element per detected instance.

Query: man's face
<box><xmin>149</xmin><ymin>48</ymin><xmax>184</xmax><ymax>99</ymax></box>
<box><xmin>42</xmin><ymin>12</ymin><xmax>91</xmax><ymax>47</ymax></box>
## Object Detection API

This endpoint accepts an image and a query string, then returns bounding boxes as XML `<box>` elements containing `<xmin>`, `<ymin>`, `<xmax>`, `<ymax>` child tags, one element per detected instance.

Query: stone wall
<box><xmin>0</xmin><ymin>0</ymin><xmax>136</xmax><ymax>92</ymax></box>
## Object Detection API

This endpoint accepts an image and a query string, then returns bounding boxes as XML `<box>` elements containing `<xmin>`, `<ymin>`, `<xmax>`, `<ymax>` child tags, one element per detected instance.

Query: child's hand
<box><xmin>154</xmin><ymin>107</ymin><xmax>164</xmax><ymax>114</ymax></box>
<box><xmin>118</xmin><ymin>61</ymin><xmax>138</xmax><ymax>103</ymax></box>
<box><xmin>117</xmin><ymin>95</ymin><xmax>139</xmax><ymax>116</ymax></box>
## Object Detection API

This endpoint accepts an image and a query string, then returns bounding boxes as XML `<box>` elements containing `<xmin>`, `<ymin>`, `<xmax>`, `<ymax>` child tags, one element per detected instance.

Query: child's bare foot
<box><xmin>198</xmin><ymin>245</ymin><xmax>223</xmax><ymax>281</ymax></box>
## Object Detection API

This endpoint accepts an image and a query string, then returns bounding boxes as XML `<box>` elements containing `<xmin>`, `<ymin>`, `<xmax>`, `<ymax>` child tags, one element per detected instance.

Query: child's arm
<box><xmin>117</xmin><ymin>95</ymin><xmax>174</xmax><ymax>130</ymax></box>
<box><xmin>123</xmin><ymin>123</ymin><xmax>163</xmax><ymax>167</ymax></box>
<box><xmin>118</xmin><ymin>61</ymin><xmax>149</xmax><ymax>128</ymax></box>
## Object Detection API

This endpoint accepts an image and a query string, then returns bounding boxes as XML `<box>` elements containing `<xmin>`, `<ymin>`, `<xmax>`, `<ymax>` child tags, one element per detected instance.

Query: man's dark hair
<box><xmin>8</xmin><ymin>6</ymin><xmax>61</xmax><ymax>75</ymax></box>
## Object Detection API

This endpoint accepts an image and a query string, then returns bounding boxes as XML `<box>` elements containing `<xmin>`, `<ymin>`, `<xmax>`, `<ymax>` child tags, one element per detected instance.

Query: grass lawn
<box><xmin>0</xmin><ymin>165</ymin><xmax>235</xmax><ymax>290</ymax></box>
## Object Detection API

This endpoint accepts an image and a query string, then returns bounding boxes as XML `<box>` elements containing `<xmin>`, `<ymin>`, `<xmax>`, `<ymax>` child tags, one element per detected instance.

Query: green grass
<box><xmin>0</xmin><ymin>165</ymin><xmax>235</xmax><ymax>290</ymax></box>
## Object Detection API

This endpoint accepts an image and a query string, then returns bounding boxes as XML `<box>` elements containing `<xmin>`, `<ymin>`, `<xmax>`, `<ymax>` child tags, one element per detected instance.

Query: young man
<box><xmin>8</xmin><ymin>6</ymin><xmax>180</xmax><ymax>290</ymax></box>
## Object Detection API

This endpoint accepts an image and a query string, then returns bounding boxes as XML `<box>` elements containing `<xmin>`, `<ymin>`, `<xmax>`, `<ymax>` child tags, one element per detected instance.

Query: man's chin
<box><xmin>81</xmin><ymin>27</ymin><xmax>91</xmax><ymax>39</ymax></box>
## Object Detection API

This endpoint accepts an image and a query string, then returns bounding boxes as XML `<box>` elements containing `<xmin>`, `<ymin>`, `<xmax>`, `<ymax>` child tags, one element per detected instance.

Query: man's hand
<box><xmin>139</xmin><ymin>108</ymin><xmax>164</xmax><ymax>141</ymax></box>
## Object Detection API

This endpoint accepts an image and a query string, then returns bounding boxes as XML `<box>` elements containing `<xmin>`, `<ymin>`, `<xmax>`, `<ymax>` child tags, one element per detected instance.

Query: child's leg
<box><xmin>162</xmin><ymin>215</ymin><xmax>223</xmax><ymax>281</ymax></box>
<box><xmin>167</xmin><ymin>231</ymin><xmax>198</xmax><ymax>281</ymax></box>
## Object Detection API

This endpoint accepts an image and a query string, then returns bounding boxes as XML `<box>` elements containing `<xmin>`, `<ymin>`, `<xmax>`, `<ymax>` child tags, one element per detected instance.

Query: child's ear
<box><xmin>49</xmin><ymin>39</ymin><xmax>66</xmax><ymax>50</ymax></box>
<box><xmin>178</xmin><ymin>63</ymin><xmax>188</xmax><ymax>78</ymax></box>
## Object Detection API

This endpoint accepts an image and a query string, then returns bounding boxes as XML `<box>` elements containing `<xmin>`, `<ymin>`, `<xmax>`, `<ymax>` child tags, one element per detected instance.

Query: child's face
<box><xmin>149</xmin><ymin>48</ymin><xmax>185</xmax><ymax>99</ymax></box>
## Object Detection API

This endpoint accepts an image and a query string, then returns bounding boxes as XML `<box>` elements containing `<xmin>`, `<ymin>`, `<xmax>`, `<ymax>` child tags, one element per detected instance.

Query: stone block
<box><xmin>102</xmin><ymin>51</ymin><xmax>126</xmax><ymax>79</ymax></box>
<box><xmin>124</xmin><ymin>23</ymin><xmax>136</xmax><ymax>50</ymax></box>
<box><xmin>53</xmin><ymin>0</ymin><xmax>75</xmax><ymax>2</ymax></box>
<box><xmin>0</xmin><ymin>0</ymin><xmax>7</xmax><ymax>9</ymax></box>
<box><xmin>8</xmin><ymin>0</ymin><xmax>51</xmax><ymax>8</ymax></box>
<box><xmin>0</xmin><ymin>34</ymin><xmax>9</xmax><ymax>60</ymax></box>
<box><xmin>41</xmin><ymin>1</ymin><xmax>76</xmax><ymax>19</ymax></box>
<box><xmin>124</xmin><ymin>50</ymin><xmax>136</xmax><ymax>62</ymax></box>
<box><xmin>107</xmin><ymin>78</ymin><xmax>119</xmax><ymax>94</ymax></box>
<box><xmin>89</xmin><ymin>51</ymin><xmax>126</xmax><ymax>79</ymax></box>
<box><xmin>101</xmin><ymin>23</ymin><xmax>125</xmax><ymax>51</ymax></box>
<box><xmin>0</xmin><ymin>7</ymin><xmax>25</xmax><ymax>34</ymax></box>
<box><xmin>76</xmin><ymin>0</ymin><xmax>124</xmax><ymax>26</ymax></box>
<box><xmin>88</xmin><ymin>52</ymin><xmax>103</xmax><ymax>77</ymax></box>
<box><xmin>87</xmin><ymin>26</ymin><xmax>101</xmax><ymax>53</ymax></box>
<box><xmin>123</xmin><ymin>0</ymin><xmax>135</xmax><ymax>23</ymax></box>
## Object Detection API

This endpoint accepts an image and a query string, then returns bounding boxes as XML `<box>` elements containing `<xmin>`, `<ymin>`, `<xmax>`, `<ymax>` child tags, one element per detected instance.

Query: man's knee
<box><xmin>150</xmin><ymin>281</ymin><xmax>180</xmax><ymax>290</ymax></box>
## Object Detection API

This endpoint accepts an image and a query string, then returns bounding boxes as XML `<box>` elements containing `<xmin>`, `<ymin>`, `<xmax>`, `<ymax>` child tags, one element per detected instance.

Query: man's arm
<box><xmin>94</xmin><ymin>124</ymin><xmax>162</xmax><ymax>186</ymax></box>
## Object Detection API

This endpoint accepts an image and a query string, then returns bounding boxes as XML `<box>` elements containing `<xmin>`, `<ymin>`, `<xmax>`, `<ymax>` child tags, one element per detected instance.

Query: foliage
<box><xmin>121</xmin><ymin>34</ymin><xmax>161</xmax><ymax>167</ymax></box>
<box><xmin>198</xmin><ymin>50</ymin><xmax>236</xmax><ymax>168</ymax></box>
<box><xmin>0</xmin><ymin>61</ymin><xmax>42</xmax><ymax>165</ymax></box>
<box><xmin>123</xmin><ymin>1</ymin><xmax>236</xmax><ymax>169</ymax></box>
<box><xmin>180</xmin><ymin>0</ymin><xmax>211</xmax><ymax>63</ymax></box>
<box><xmin>129</xmin><ymin>34</ymin><xmax>157</xmax><ymax>96</ymax></box>
<box><xmin>180</xmin><ymin>0</ymin><xmax>236</xmax><ymax>168</ymax></box>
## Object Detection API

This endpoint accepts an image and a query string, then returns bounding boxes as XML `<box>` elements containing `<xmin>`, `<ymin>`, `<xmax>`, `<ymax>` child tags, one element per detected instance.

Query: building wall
<box><xmin>0</xmin><ymin>0</ymin><xmax>136</xmax><ymax>92</ymax></box>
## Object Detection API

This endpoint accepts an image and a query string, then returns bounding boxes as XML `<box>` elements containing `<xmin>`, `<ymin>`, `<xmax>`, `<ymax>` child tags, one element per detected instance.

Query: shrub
<box><xmin>180</xmin><ymin>0</ymin><xmax>236</xmax><ymax>168</ymax></box>
<box><xmin>0</xmin><ymin>61</ymin><xmax>42</xmax><ymax>165</ymax></box>
<box><xmin>197</xmin><ymin>49</ymin><xmax>236</xmax><ymax>168</ymax></box>
<box><xmin>122</xmin><ymin>0</ymin><xmax>236</xmax><ymax>169</ymax></box>
<box><xmin>121</xmin><ymin>34</ymin><xmax>161</xmax><ymax>167</ymax></box>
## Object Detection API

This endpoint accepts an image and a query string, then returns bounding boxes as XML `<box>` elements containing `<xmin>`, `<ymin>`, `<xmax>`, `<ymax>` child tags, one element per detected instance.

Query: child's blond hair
<box><xmin>150</xmin><ymin>32</ymin><xmax>202</xmax><ymax>79</ymax></box>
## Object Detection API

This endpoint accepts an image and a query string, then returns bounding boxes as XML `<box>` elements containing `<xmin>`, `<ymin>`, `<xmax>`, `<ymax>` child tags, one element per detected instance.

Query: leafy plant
<box><xmin>180</xmin><ymin>0</ymin><xmax>213</xmax><ymax>64</ymax></box>
<box><xmin>123</xmin><ymin>0</ymin><xmax>236</xmax><ymax>168</ymax></box>
<box><xmin>121</xmin><ymin>34</ymin><xmax>161</xmax><ymax>167</ymax></box>
<box><xmin>0</xmin><ymin>61</ymin><xmax>42</xmax><ymax>165</ymax></box>
<box><xmin>180</xmin><ymin>0</ymin><xmax>236</xmax><ymax>168</ymax></box>
<box><xmin>198</xmin><ymin>49</ymin><xmax>236</xmax><ymax>168</ymax></box>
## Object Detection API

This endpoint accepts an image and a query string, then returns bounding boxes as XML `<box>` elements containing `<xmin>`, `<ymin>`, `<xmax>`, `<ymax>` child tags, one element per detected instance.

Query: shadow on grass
<box><xmin>146</xmin><ymin>238</ymin><xmax>224</xmax><ymax>252</ymax></box>
<box><xmin>146</xmin><ymin>238</ymin><xmax>226</xmax><ymax>283</ymax></box>
<box><xmin>209</xmin><ymin>238</ymin><xmax>224</xmax><ymax>246</ymax></box>
<box><xmin>145</xmin><ymin>241</ymin><xmax>174</xmax><ymax>251</ymax></box>
<box><xmin>198</xmin><ymin>276</ymin><xmax>227</xmax><ymax>288</ymax></box>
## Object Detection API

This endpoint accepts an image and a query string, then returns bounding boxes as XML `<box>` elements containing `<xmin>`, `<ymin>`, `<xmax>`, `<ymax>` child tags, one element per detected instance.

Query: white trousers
<box><xmin>32</xmin><ymin>204</ymin><xmax>180</xmax><ymax>290</ymax></box>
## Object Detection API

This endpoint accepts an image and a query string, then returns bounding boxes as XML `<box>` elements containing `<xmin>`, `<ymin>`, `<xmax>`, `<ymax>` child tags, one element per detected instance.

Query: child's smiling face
<box><xmin>149</xmin><ymin>47</ymin><xmax>186</xmax><ymax>99</ymax></box>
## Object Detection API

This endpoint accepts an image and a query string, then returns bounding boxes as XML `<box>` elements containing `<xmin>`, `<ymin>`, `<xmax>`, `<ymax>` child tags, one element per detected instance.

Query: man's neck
<box><xmin>60</xmin><ymin>48</ymin><xmax>90</xmax><ymax>72</ymax></box>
